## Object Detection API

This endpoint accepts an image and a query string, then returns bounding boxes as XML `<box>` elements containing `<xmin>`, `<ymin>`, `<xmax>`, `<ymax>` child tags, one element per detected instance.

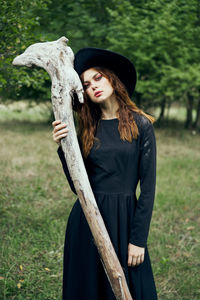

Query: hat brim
<box><xmin>74</xmin><ymin>48</ymin><xmax>137</xmax><ymax>97</ymax></box>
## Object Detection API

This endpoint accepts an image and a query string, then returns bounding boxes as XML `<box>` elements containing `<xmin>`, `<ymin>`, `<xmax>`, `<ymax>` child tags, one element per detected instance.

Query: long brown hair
<box><xmin>74</xmin><ymin>67</ymin><xmax>155</xmax><ymax>158</ymax></box>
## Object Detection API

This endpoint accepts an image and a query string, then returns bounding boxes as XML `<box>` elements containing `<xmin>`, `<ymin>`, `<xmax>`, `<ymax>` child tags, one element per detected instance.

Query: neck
<box><xmin>99</xmin><ymin>95</ymin><xmax>119</xmax><ymax>119</ymax></box>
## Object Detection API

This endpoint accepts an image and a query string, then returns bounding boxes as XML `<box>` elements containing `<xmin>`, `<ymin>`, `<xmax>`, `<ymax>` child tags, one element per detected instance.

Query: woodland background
<box><xmin>1</xmin><ymin>0</ymin><xmax>200</xmax><ymax>128</ymax></box>
<box><xmin>0</xmin><ymin>1</ymin><xmax>200</xmax><ymax>299</ymax></box>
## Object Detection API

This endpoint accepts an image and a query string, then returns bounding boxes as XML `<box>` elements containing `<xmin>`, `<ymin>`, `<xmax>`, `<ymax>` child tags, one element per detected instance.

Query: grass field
<box><xmin>0</xmin><ymin>103</ymin><xmax>199</xmax><ymax>299</ymax></box>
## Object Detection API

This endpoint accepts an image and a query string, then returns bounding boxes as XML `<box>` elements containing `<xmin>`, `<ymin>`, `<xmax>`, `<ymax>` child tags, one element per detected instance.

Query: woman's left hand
<box><xmin>127</xmin><ymin>243</ymin><xmax>145</xmax><ymax>267</ymax></box>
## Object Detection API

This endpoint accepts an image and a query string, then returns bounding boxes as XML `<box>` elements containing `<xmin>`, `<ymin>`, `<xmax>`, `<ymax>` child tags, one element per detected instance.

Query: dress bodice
<box><xmin>85</xmin><ymin>119</ymin><xmax>140</xmax><ymax>194</ymax></box>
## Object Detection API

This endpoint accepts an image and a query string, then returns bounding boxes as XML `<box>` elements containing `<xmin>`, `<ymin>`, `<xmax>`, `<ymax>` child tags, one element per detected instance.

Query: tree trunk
<box><xmin>193</xmin><ymin>97</ymin><xmax>200</xmax><ymax>130</ymax></box>
<box><xmin>12</xmin><ymin>36</ymin><xmax>133</xmax><ymax>300</ymax></box>
<box><xmin>157</xmin><ymin>97</ymin><xmax>166</xmax><ymax>125</ymax></box>
<box><xmin>185</xmin><ymin>93</ymin><xmax>194</xmax><ymax>129</ymax></box>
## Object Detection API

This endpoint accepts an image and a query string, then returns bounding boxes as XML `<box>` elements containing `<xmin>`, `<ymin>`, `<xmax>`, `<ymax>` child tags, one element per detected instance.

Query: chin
<box><xmin>96</xmin><ymin>98</ymin><xmax>108</xmax><ymax>103</ymax></box>
<box><xmin>91</xmin><ymin>97</ymin><xmax>105</xmax><ymax>103</ymax></box>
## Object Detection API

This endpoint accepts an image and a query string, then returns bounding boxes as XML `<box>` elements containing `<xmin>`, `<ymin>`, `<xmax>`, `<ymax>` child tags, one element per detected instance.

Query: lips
<box><xmin>94</xmin><ymin>91</ymin><xmax>103</xmax><ymax>97</ymax></box>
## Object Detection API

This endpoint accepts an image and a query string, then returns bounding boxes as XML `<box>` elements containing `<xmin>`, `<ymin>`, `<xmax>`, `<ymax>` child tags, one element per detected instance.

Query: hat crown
<box><xmin>74</xmin><ymin>48</ymin><xmax>137</xmax><ymax>97</ymax></box>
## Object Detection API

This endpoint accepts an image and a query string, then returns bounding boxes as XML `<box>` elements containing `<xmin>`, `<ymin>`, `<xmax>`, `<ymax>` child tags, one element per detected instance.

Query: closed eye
<box><xmin>83</xmin><ymin>73</ymin><xmax>103</xmax><ymax>89</ymax></box>
<box><xmin>83</xmin><ymin>83</ymin><xmax>89</xmax><ymax>90</ymax></box>
<box><xmin>95</xmin><ymin>74</ymin><xmax>102</xmax><ymax>81</ymax></box>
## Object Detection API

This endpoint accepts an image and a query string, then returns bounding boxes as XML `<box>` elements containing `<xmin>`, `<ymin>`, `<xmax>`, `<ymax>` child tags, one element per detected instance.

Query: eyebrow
<box><xmin>83</xmin><ymin>72</ymin><xmax>100</xmax><ymax>84</ymax></box>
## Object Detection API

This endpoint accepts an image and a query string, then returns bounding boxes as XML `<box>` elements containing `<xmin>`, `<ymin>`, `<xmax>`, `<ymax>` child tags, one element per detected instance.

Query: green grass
<box><xmin>149</xmin><ymin>127</ymin><xmax>200</xmax><ymax>299</ymax></box>
<box><xmin>0</xmin><ymin>103</ymin><xmax>199</xmax><ymax>299</ymax></box>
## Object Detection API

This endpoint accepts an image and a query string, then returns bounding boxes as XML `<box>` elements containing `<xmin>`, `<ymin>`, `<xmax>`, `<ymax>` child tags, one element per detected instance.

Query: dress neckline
<box><xmin>100</xmin><ymin>118</ymin><xmax>118</xmax><ymax>121</ymax></box>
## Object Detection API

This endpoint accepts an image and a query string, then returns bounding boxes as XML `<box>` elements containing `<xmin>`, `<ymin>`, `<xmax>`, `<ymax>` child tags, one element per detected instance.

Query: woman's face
<box><xmin>82</xmin><ymin>68</ymin><xmax>114</xmax><ymax>104</ymax></box>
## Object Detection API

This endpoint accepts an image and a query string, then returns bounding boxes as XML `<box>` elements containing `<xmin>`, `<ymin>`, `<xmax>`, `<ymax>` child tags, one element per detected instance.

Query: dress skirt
<box><xmin>62</xmin><ymin>193</ymin><xmax>157</xmax><ymax>300</ymax></box>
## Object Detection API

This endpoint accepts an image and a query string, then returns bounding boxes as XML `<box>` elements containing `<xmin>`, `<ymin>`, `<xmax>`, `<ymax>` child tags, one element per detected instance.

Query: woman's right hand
<box><xmin>52</xmin><ymin>120</ymin><xmax>69</xmax><ymax>146</ymax></box>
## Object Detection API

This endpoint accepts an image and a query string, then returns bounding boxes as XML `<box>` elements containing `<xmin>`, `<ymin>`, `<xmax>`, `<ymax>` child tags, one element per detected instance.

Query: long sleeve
<box><xmin>57</xmin><ymin>146</ymin><xmax>77</xmax><ymax>195</ymax></box>
<box><xmin>129</xmin><ymin>120</ymin><xmax>157</xmax><ymax>247</ymax></box>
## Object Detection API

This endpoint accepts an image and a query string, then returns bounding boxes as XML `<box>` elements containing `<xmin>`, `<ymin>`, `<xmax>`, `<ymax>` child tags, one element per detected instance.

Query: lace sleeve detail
<box><xmin>129</xmin><ymin>120</ymin><xmax>157</xmax><ymax>247</ymax></box>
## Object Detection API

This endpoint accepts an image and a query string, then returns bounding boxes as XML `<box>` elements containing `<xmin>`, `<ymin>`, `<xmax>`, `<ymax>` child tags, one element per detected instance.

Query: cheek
<box><xmin>103</xmin><ymin>79</ymin><xmax>113</xmax><ymax>91</ymax></box>
<box><xmin>84</xmin><ymin>87</ymin><xmax>91</xmax><ymax>94</ymax></box>
<box><xmin>105</xmin><ymin>83</ymin><xmax>114</xmax><ymax>94</ymax></box>
<box><xmin>85</xmin><ymin>88</ymin><xmax>93</xmax><ymax>98</ymax></box>
<box><xmin>102</xmin><ymin>78</ymin><xmax>109</xmax><ymax>86</ymax></box>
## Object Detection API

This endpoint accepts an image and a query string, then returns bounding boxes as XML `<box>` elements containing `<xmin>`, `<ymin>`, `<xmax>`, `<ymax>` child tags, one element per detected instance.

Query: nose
<box><xmin>91</xmin><ymin>80</ymin><xmax>98</xmax><ymax>90</ymax></box>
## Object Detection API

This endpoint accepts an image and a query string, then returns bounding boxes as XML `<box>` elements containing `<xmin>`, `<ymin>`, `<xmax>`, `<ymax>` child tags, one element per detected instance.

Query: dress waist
<box><xmin>92</xmin><ymin>190</ymin><xmax>136</xmax><ymax>197</ymax></box>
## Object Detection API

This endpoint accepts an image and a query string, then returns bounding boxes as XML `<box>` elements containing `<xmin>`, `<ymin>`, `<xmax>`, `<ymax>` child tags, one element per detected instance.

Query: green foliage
<box><xmin>37</xmin><ymin>0</ymin><xmax>113</xmax><ymax>50</ymax></box>
<box><xmin>106</xmin><ymin>0</ymin><xmax>200</xmax><ymax>106</ymax></box>
<box><xmin>1</xmin><ymin>0</ymin><xmax>200</xmax><ymax>127</ymax></box>
<box><xmin>0</xmin><ymin>0</ymin><xmax>51</xmax><ymax>100</ymax></box>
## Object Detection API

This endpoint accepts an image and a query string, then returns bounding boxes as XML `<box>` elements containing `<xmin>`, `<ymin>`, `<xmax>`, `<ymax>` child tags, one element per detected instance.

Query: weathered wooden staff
<box><xmin>12</xmin><ymin>36</ymin><xmax>133</xmax><ymax>300</ymax></box>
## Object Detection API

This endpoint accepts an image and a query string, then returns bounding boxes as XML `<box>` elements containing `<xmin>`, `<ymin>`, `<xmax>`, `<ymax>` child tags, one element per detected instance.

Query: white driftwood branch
<box><xmin>12</xmin><ymin>36</ymin><xmax>133</xmax><ymax>300</ymax></box>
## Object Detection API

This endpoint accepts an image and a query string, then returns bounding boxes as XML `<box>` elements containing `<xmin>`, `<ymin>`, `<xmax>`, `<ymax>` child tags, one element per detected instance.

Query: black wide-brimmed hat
<box><xmin>74</xmin><ymin>48</ymin><xmax>137</xmax><ymax>97</ymax></box>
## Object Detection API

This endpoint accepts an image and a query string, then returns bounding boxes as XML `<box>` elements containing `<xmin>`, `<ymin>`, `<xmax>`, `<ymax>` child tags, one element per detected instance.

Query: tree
<box><xmin>2</xmin><ymin>0</ymin><xmax>200</xmax><ymax>129</ymax></box>
<box><xmin>106</xmin><ymin>0</ymin><xmax>200</xmax><ymax>128</ymax></box>
<box><xmin>0</xmin><ymin>0</ymin><xmax>51</xmax><ymax>101</ymax></box>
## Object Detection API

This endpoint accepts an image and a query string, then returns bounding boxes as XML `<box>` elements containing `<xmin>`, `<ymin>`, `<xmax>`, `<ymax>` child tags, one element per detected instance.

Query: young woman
<box><xmin>52</xmin><ymin>48</ymin><xmax>157</xmax><ymax>300</ymax></box>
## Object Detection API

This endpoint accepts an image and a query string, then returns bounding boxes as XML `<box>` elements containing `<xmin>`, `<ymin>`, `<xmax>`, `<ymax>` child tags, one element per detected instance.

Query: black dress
<box><xmin>57</xmin><ymin>113</ymin><xmax>158</xmax><ymax>300</ymax></box>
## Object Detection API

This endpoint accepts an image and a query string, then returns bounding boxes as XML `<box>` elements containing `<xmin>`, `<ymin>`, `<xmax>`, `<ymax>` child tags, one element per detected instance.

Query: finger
<box><xmin>53</xmin><ymin>131</ymin><xmax>68</xmax><ymax>140</ymax></box>
<box><xmin>128</xmin><ymin>254</ymin><xmax>133</xmax><ymax>267</ymax></box>
<box><xmin>54</xmin><ymin>128</ymin><xmax>69</xmax><ymax>137</ymax></box>
<box><xmin>132</xmin><ymin>256</ymin><xmax>137</xmax><ymax>267</ymax></box>
<box><xmin>54</xmin><ymin>123</ymin><xmax>67</xmax><ymax>132</ymax></box>
<box><xmin>52</xmin><ymin>120</ymin><xmax>61</xmax><ymax>126</ymax></box>
<box><xmin>53</xmin><ymin>122</ymin><xmax>67</xmax><ymax>132</ymax></box>
<box><xmin>55</xmin><ymin>123</ymin><xmax>67</xmax><ymax>130</ymax></box>
<box><xmin>57</xmin><ymin>133</ymin><xmax>68</xmax><ymax>139</ymax></box>
<box><xmin>53</xmin><ymin>133</ymin><xmax>68</xmax><ymax>143</ymax></box>
<box><xmin>136</xmin><ymin>256</ymin><xmax>141</xmax><ymax>266</ymax></box>
<box><xmin>140</xmin><ymin>254</ymin><xmax>144</xmax><ymax>264</ymax></box>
